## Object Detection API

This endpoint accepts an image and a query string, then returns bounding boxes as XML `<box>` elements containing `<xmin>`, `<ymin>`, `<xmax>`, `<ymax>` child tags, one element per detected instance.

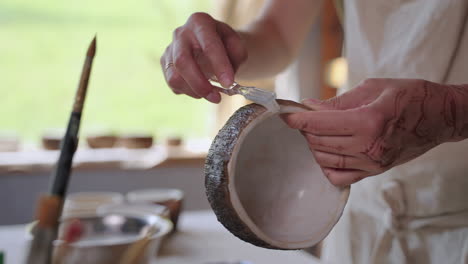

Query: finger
<box><xmin>322</xmin><ymin>167</ymin><xmax>371</xmax><ymax>187</ymax></box>
<box><xmin>283</xmin><ymin>110</ymin><xmax>363</xmax><ymax>136</ymax></box>
<box><xmin>172</xmin><ymin>37</ymin><xmax>221</xmax><ymax>103</ymax></box>
<box><xmin>162</xmin><ymin>52</ymin><xmax>202</xmax><ymax>99</ymax></box>
<box><xmin>160</xmin><ymin>45</ymin><xmax>176</xmax><ymax>81</ymax></box>
<box><xmin>169</xmin><ymin>76</ymin><xmax>201</xmax><ymax>99</ymax></box>
<box><xmin>302</xmin><ymin>93</ymin><xmax>363</xmax><ymax>111</ymax></box>
<box><xmin>303</xmin><ymin>133</ymin><xmax>364</xmax><ymax>157</ymax></box>
<box><xmin>160</xmin><ymin>45</ymin><xmax>172</xmax><ymax>70</ymax></box>
<box><xmin>193</xmin><ymin>22</ymin><xmax>234</xmax><ymax>87</ymax></box>
<box><xmin>314</xmin><ymin>150</ymin><xmax>377</xmax><ymax>172</ymax></box>
<box><xmin>217</xmin><ymin>22</ymin><xmax>248</xmax><ymax>72</ymax></box>
<box><xmin>175</xmin><ymin>83</ymin><xmax>204</xmax><ymax>99</ymax></box>
<box><xmin>302</xmin><ymin>79</ymin><xmax>384</xmax><ymax>111</ymax></box>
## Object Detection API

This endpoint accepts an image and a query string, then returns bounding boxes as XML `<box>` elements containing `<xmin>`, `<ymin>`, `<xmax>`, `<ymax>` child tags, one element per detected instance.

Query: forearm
<box><xmin>235</xmin><ymin>0</ymin><xmax>322</xmax><ymax>80</ymax></box>
<box><xmin>236</xmin><ymin>22</ymin><xmax>293</xmax><ymax>80</ymax></box>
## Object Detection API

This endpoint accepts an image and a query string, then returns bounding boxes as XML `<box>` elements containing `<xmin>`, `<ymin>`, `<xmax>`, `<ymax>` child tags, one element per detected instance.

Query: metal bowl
<box><xmin>32</xmin><ymin>212</ymin><xmax>172</xmax><ymax>264</ymax></box>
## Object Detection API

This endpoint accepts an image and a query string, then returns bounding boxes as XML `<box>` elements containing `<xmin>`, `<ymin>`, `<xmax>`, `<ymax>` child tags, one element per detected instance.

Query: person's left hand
<box><xmin>283</xmin><ymin>78</ymin><xmax>467</xmax><ymax>186</ymax></box>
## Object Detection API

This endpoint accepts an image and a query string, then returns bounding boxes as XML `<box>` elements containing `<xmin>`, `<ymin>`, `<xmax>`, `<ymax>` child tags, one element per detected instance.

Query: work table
<box><xmin>0</xmin><ymin>211</ymin><xmax>321</xmax><ymax>264</ymax></box>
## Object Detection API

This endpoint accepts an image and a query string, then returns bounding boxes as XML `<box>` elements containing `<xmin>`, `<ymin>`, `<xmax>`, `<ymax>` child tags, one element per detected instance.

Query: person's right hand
<box><xmin>160</xmin><ymin>12</ymin><xmax>248</xmax><ymax>103</ymax></box>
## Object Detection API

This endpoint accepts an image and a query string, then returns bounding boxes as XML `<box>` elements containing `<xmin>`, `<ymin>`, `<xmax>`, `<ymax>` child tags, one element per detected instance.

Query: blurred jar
<box><xmin>126</xmin><ymin>189</ymin><xmax>184</xmax><ymax>231</ymax></box>
<box><xmin>62</xmin><ymin>192</ymin><xmax>124</xmax><ymax>219</ymax></box>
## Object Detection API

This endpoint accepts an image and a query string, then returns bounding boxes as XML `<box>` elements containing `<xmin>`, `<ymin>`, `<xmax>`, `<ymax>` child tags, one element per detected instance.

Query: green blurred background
<box><xmin>0</xmin><ymin>0</ymin><xmax>214</xmax><ymax>144</ymax></box>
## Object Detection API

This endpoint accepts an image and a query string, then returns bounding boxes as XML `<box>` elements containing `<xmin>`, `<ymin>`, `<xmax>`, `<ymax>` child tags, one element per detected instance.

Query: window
<box><xmin>0</xmin><ymin>0</ymin><xmax>214</xmax><ymax>148</ymax></box>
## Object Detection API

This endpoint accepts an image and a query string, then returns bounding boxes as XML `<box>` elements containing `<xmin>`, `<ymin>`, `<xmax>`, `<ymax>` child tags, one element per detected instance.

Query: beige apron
<box><xmin>322</xmin><ymin>1</ymin><xmax>468</xmax><ymax>263</ymax></box>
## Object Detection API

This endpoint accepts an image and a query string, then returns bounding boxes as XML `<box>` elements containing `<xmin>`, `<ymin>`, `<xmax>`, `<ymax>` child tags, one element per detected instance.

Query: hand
<box><xmin>283</xmin><ymin>78</ymin><xmax>468</xmax><ymax>186</ymax></box>
<box><xmin>160</xmin><ymin>12</ymin><xmax>247</xmax><ymax>103</ymax></box>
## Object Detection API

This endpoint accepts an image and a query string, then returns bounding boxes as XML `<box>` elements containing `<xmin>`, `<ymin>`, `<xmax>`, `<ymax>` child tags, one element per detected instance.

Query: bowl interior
<box><xmin>229</xmin><ymin>113</ymin><xmax>348</xmax><ymax>248</ymax></box>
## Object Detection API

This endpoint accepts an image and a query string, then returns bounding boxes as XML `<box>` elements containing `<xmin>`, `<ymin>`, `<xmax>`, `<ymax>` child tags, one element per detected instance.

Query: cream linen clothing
<box><xmin>321</xmin><ymin>1</ymin><xmax>468</xmax><ymax>264</ymax></box>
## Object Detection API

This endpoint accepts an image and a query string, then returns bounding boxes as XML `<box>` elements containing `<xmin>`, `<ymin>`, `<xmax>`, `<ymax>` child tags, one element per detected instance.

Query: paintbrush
<box><xmin>50</xmin><ymin>36</ymin><xmax>96</xmax><ymax>197</ymax></box>
<box><xmin>119</xmin><ymin>225</ymin><xmax>159</xmax><ymax>264</ymax></box>
<box><xmin>25</xmin><ymin>36</ymin><xmax>96</xmax><ymax>264</ymax></box>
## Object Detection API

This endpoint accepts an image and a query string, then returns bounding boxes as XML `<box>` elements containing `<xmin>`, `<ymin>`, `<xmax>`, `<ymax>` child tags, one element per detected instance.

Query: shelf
<box><xmin>0</xmin><ymin>146</ymin><xmax>207</xmax><ymax>175</ymax></box>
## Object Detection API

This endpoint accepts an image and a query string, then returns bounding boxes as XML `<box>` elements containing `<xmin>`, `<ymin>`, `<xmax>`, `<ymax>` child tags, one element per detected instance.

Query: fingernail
<box><xmin>219</xmin><ymin>73</ymin><xmax>233</xmax><ymax>88</ymax></box>
<box><xmin>206</xmin><ymin>91</ymin><xmax>221</xmax><ymax>104</ymax></box>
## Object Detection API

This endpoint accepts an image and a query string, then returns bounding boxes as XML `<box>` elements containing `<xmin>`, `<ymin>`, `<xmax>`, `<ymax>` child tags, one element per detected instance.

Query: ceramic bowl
<box><xmin>205</xmin><ymin>100</ymin><xmax>350</xmax><ymax>249</ymax></box>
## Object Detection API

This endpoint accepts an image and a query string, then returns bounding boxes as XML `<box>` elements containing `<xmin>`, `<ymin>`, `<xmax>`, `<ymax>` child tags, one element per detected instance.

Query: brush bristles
<box><xmin>87</xmin><ymin>36</ymin><xmax>96</xmax><ymax>58</ymax></box>
<box><xmin>72</xmin><ymin>35</ymin><xmax>96</xmax><ymax>112</ymax></box>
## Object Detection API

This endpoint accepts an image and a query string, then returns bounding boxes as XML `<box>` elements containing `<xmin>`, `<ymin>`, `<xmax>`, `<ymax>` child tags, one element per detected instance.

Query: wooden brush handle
<box><xmin>36</xmin><ymin>195</ymin><xmax>63</xmax><ymax>228</ymax></box>
<box><xmin>119</xmin><ymin>225</ymin><xmax>158</xmax><ymax>264</ymax></box>
<box><xmin>119</xmin><ymin>238</ymin><xmax>151</xmax><ymax>264</ymax></box>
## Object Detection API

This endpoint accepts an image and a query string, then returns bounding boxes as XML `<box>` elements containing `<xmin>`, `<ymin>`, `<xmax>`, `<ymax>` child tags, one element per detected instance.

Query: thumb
<box><xmin>302</xmin><ymin>95</ymin><xmax>353</xmax><ymax>110</ymax></box>
<box><xmin>301</xmin><ymin>98</ymin><xmax>335</xmax><ymax>110</ymax></box>
<box><xmin>303</xmin><ymin>87</ymin><xmax>373</xmax><ymax>111</ymax></box>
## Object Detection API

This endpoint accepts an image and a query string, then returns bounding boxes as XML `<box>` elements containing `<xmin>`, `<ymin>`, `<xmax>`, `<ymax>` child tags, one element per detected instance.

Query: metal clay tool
<box><xmin>209</xmin><ymin>79</ymin><xmax>280</xmax><ymax>112</ymax></box>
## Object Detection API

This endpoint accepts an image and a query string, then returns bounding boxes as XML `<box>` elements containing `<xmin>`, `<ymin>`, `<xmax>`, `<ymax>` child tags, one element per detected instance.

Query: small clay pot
<box><xmin>86</xmin><ymin>135</ymin><xmax>117</xmax><ymax>149</ymax></box>
<box><xmin>42</xmin><ymin>135</ymin><xmax>62</xmax><ymax>150</ymax></box>
<box><xmin>118</xmin><ymin>134</ymin><xmax>154</xmax><ymax>149</ymax></box>
<box><xmin>166</xmin><ymin>136</ymin><xmax>183</xmax><ymax>147</ymax></box>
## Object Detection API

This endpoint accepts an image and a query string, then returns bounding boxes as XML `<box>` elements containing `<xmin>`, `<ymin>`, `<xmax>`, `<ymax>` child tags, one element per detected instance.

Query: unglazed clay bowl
<box><xmin>118</xmin><ymin>134</ymin><xmax>154</xmax><ymax>149</ymax></box>
<box><xmin>86</xmin><ymin>135</ymin><xmax>118</xmax><ymax>149</ymax></box>
<box><xmin>41</xmin><ymin>135</ymin><xmax>62</xmax><ymax>150</ymax></box>
<box><xmin>205</xmin><ymin>99</ymin><xmax>350</xmax><ymax>250</ymax></box>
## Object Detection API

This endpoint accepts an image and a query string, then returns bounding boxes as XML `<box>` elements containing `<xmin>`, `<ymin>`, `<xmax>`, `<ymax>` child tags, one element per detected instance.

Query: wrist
<box><xmin>442</xmin><ymin>84</ymin><xmax>468</xmax><ymax>142</ymax></box>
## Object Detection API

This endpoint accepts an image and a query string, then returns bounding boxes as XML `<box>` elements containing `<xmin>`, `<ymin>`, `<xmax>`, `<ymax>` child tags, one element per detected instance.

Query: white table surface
<box><xmin>0</xmin><ymin>210</ymin><xmax>320</xmax><ymax>264</ymax></box>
